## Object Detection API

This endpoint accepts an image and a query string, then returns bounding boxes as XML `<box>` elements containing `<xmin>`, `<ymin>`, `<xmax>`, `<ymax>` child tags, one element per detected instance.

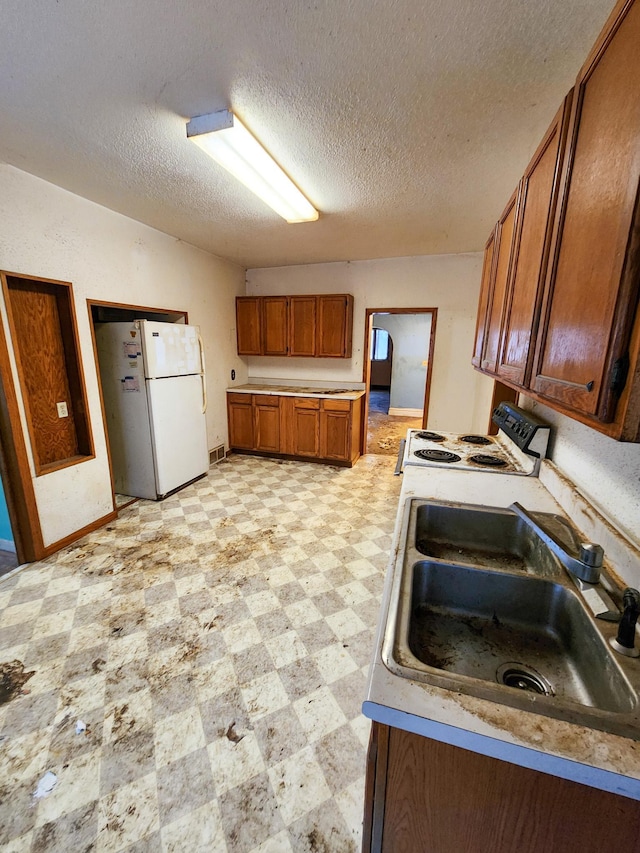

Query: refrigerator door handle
<box><xmin>198</xmin><ymin>333</ymin><xmax>207</xmax><ymax>413</ymax></box>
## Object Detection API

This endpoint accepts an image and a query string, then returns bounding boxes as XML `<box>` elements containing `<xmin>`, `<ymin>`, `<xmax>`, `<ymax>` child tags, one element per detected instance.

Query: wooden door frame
<box><xmin>0</xmin><ymin>314</ymin><xmax>45</xmax><ymax>564</ymax></box>
<box><xmin>361</xmin><ymin>308</ymin><xmax>438</xmax><ymax>454</ymax></box>
<box><xmin>87</xmin><ymin>299</ymin><xmax>189</xmax><ymax>511</ymax></box>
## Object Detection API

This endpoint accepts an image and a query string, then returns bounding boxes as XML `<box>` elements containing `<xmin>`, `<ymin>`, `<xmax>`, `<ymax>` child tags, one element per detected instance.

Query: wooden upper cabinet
<box><xmin>532</xmin><ymin>0</ymin><xmax>640</xmax><ymax>424</ymax></box>
<box><xmin>317</xmin><ymin>295</ymin><xmax>353</xmax><ymax>358</ymax></box>
<box><xmin>262</xmin><ymin>296</ymin><xmax>289</xmax><ymax>356</ymax></box>
<box><xmin>236</xmin><ymin>294</ymin><xmax>353</xmax><ymax>358</ymax></box>
<box><xmin>480</xmin><ymin>191</ymin><xmax>519</xmax><ymax>374</ymax></box>
<box><xmin>289</xmin><ymin>296</ymin><xmax>317</xmax><ymax>357</ymax></box>
<box><xmin>472</xmin><ymin>231</ymin><xmax>496</xmax><ymax>369</ymax></box>
<box><xmin>497</xmin><ymin>93</ymin><xmax>573</xmax><ymax>386</ymax></box>
<box><xmin>236</xmin><ymin>297</ymin><xmax>262</xmax><ymax>355</ymax></box>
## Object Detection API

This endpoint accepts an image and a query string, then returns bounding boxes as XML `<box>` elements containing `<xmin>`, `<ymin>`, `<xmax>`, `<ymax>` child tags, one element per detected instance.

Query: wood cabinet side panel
<box><xmin>382</xmin><ymin>727</ymin><xmax>640</xmax><ymax>853</ymax></box>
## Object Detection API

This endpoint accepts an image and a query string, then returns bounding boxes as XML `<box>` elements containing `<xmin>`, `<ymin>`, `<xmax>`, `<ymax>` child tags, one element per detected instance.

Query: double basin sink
<box><xmin>382</xmin><ymin>499</ymin><xmax>640</xmax><ymax>739</ymax></box>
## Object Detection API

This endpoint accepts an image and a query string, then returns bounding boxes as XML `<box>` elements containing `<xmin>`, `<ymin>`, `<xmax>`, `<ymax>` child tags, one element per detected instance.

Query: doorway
<box><xmin>363</xmin><ymin>308</ymin><xmax>437</xmax><ymax>456</ymax></box>
<box><xmin>0</xmin><ymin>463</ymin><xmax>18</xmax><ymax>577</ymax></box>
<box><xmin>87</xmin><ymin>299</ymin><xmax>188</xmax><ymax>510</ymax></box>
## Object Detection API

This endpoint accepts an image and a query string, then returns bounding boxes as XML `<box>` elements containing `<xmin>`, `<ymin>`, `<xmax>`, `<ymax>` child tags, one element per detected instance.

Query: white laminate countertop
<box><xmin>227</xmin><ymin>381</ymin><xmax>365</xmax><ymax>401</ymax></box>
<box><xmin>364</xmin><ymin>462</ymin><xmax>640</xmax><ymax>800</ymax></box>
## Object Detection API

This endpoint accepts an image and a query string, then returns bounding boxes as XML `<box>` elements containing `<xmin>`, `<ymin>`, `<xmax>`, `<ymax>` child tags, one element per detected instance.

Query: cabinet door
<box><xmin>236</xmin><ymin>298</ymin><xmax>262</xmax><ymax>355</ymax></box>
<box><xmin>254</xmin><ymin>396</ymin><xmax>280</xmax><ymax>452</ymax></box>
<box><xmin>289</xmin><ymin>296</ymin><xmax>317</xmax><ymax>356</ymax></box>
<box><xmin>292</xmin><ymin>398</ymin><xmax>320</xmax><ymax>456</ymax></box>
<box><xmin>497</xmin><ymin>94</ymin><xmax>572</xmax><ymax>386</ymax></box>
<box><xmin>480</xmin><ymin>190</ymin><xmax>519</xmax><ymax>374</ymax></box>
<box><xmin>377</xmin><ymin>725</ymin><xmax>640</xmax><ymax>853</ymax></box>
<box><xmin>227</xmin><ymin>395</ymin><xmax>254</xmax><ymax>449</ymax></box>
<box><xmin>532</xmin><ymin>0</ymin><xmax>640</xmax><ymax>421</ymax></box>
<box><xmin>317</xmin><ymin>295</ymin><xmax>353</xmax><ymax>358</ymax></box>
<box><xmin>320</xmin><ymin>410</ymin><xmax>351</xmax><ymax>460</ymax></box>
<box><xmin>262</xmin><ymin>297</ymin><xmax>289</xmax><ymax>356</ymax></box>
<box><xmin>472</xmin><ymin>231</ymin><xmax>497</xmax><ymax>369</ymax></box>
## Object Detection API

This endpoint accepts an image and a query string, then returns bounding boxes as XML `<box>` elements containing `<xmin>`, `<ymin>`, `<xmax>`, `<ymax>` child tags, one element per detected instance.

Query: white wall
<box><xmin>520</xmin><ymin>397</ymin><xmax>640</xmax><ymax>550</ymax></box>
<box><xmin>245</xmin><ymin>254</ymin><xmax>495</xmax><ymax>432</ymax></box>
<box><xmin>372</xmin><ymin>313</ymin><xmax>431</xmax><ymax>411</ymax></box>
<box><xmin>0</xmin><ymin>164</ymin><xmax>246</xmax><ymax>548</ymax></box>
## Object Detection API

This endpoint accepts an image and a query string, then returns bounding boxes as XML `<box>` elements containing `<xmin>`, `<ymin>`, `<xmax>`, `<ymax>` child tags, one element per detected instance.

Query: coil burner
<box><xmin>469</xmin><ymin>454</ymin><xmax>508</xmax><ymax>468</ymax></box>
<box><xmin>460</xmin><ymin>435</ymin><xmax>492</xmax><ymax>445</ymax></box>
<box><xmin>415</xmin><ymin>432</ymin><xmax>446</xmax><ymax>442</ymax></box>
<box><xmin>413</xmin><ymin>449</ymin><xmax>462</xmax><ymax>464</ymax></box>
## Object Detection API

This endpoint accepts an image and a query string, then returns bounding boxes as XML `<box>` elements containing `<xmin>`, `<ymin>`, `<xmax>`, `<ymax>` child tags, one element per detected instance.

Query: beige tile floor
<box><xmin>0</xmin><ymin>453</ymin><xmax>401</xmax><ymax>852</ymax></box>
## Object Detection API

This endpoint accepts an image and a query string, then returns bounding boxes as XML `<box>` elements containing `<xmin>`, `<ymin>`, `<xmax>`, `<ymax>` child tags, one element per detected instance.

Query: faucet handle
<box><xmin>579</xmin><ymin>542</ymin><xmax>604</xmax><ymax>568</ymax></box>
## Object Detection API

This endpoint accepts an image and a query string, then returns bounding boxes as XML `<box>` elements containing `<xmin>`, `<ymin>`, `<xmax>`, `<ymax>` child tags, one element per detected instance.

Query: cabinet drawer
<box><xmin>322</xmin><ymin>398</ymin><xmax>351</xmax><ymax>412</ymax></box>
<box><xmin>253</xmin><ymin>394</ymin><xmax>280</xmax><ymax>407</ymax></box>
<box><xmin>294</xmin><ymin>397</ymin><xmax>320</xmax><ymax>409</ymax></box>
<box><xmin>227</xmin><ymin>392</ymin><xmax>251</xmax><ymax>404</ymax></box>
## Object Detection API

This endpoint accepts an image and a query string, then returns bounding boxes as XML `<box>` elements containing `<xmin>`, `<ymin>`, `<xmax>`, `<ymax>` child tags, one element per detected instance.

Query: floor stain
<box><xmin>0</xmin><ymin>660</ymin><xmax>35</xmax><ymax>705</ymax></box>
<box><xmin>225</xmin><ymin>722</ymin><xmax>244</xmax><ymax>744</ymax></box>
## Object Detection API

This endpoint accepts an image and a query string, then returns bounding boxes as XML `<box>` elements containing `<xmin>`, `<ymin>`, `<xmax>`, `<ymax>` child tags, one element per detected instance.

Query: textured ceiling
<box><xmin>0</xmin><ymin>0</ymin><xmax>614</xmax><ymax>269</ymax></box>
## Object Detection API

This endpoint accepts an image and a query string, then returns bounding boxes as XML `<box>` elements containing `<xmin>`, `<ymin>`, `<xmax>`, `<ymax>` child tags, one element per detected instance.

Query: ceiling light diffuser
<box><xmin>186</xmin><ymin>110</ymin><xmax>319</xmax><ymax>223</ymax></box>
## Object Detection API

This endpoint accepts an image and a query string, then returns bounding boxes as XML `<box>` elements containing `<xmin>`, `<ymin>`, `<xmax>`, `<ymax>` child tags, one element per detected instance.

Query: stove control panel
<box><xmin>492</xmin><ymin>402</ymin><xmax>551</xmax><ymax>458</ymax></box>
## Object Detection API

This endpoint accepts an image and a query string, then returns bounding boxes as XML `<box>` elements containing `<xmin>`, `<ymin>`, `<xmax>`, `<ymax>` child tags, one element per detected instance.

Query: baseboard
<box><xmin>388</xmin><ymin>407</ymin><xmax>423</xmax><ymax>418</ymax></box>
<box><xmin>41</xmin><ymin>509</ymin><xmax>118</xmax><ymax>558</ymax></box>
<box><xmin>0</xmin><ymin>538</ymin><xmax>16</xmax><ymax>553</ymax></box>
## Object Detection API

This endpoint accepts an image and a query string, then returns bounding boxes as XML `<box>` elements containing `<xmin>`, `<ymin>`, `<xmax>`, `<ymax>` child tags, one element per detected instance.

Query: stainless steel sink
<box><xmin>383</xmin><ymin>499</ymin><xmax>640</xmax><ymax>738</ymax></box>
<box><xmin>414</xmin><ymin>502</ymin><xmax>561</xmax><ymax>576</ymax></box>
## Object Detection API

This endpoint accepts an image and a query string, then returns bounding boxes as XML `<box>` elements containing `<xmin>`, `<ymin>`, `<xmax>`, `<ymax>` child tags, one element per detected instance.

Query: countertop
<box><xmin>364</xmin><ymin>462</ymin><xmax>640</xmax><ymax>800</ymax></box>
<box><xmin>227</xmin><ymin>382</ymin><xmax>365</xmax><ymax>400</ymax></box>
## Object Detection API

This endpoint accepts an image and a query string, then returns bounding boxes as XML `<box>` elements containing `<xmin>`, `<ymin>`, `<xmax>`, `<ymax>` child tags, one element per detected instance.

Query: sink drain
<box><xmin>496</xmin><ymin>663</ymin><xmax>554</xmax><ymax>696</ymax></box>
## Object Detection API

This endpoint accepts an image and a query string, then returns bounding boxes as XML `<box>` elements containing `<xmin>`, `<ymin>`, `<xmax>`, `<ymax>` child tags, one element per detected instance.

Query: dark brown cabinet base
<box><xmin>227</xmin><ymin>392</ymin><xmax>363</xmax><ymax>467</ymax></box>
<box><xmin>363</xmin><ymin>722</ymin><xmax>640</xmax><ymax>853</ymax></box>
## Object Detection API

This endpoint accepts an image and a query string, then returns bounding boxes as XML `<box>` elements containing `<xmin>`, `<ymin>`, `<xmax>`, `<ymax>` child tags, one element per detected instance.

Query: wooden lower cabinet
<box><xmin>363</xmin><ymin>722</ymin><xmax>640</xmax><ymax>853</ymax></box>
<box><xmin>228</xmin><ymin>392</ymin><xmax>362</xmax><ymax>466</ymax></box>
<box><xmin>254</xmin><ymin>396</ymin><xmax>280</xmax><ymax>452</ymax></box>
<box><xmin>227</xmin><ymin>394</ymin><xmax>255</xmax><ymax>450</ymax></box>
<box><xmin>289</xmin><ymin>397</ymin><xmax>320</xmax><ymax>457</ymax></box>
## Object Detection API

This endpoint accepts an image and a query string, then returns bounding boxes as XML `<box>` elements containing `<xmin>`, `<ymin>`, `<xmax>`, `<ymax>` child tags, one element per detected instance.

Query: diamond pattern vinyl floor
<box><xmin>0</xmin><ymin>453</ymin><xmax>401</xmax><ymax>852</ymax></box>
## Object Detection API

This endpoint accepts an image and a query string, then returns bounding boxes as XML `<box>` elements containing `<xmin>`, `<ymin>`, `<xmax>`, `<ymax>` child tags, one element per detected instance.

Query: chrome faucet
<box><xmin>509</xmin><ymin>502</ymin><xmax>604</xmax><ymax>584</ymax></box>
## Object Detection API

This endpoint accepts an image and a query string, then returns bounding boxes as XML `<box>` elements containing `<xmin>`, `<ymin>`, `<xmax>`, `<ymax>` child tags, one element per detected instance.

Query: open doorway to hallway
<box><xmin>0</xmin><ymin>468</ymin><xmax>18</xmax><ymax>577</ymax></box>
<box><xmin>363</xmin><ymin>308</ymin><xmax>437</xmax><ymax>457</ymax></box>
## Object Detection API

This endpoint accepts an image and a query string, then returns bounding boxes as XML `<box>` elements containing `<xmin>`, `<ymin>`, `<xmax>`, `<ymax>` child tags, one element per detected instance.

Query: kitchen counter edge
<box><xmin>227</xmin><ymin>383</ymin><xmax>365</xmax><ymax>400</ymax></box>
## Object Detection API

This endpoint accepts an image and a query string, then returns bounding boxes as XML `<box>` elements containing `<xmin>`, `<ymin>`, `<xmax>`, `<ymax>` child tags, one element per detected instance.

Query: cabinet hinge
<box><xmin>610</xmin><ymin>353</ymin><xmax>630</xmax><ymax>396</ymax></box>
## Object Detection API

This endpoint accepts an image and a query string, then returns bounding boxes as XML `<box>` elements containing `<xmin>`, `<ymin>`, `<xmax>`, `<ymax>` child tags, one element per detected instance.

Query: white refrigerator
<box><xmin>96</xmin><ymin>320</ymin><xmax>209</xmax><ymax>500</ymax></box>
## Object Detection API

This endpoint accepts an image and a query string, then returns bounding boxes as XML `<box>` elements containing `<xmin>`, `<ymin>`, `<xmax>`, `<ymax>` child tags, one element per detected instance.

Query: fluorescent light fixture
<box><xmin>186</xmin><ymin>110</ymin><xmax>319</xmax><ymax>223</ymax></box>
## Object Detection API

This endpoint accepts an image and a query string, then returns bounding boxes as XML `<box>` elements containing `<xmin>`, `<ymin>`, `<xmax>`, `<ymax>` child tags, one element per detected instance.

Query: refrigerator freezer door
<box><xmin>95</xmin><ymin>323</ymin><xmax>158</xmax><ymax>500</ymax></box>
<box><xmin>146</xmin><ymin>375</ymin><xmax>209</xmax><ymax>497</ymax></box>
<box><xmin>140</xmin><ymin>321</ymin><xmax>203</xmax><ymax>379</ymax></box>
